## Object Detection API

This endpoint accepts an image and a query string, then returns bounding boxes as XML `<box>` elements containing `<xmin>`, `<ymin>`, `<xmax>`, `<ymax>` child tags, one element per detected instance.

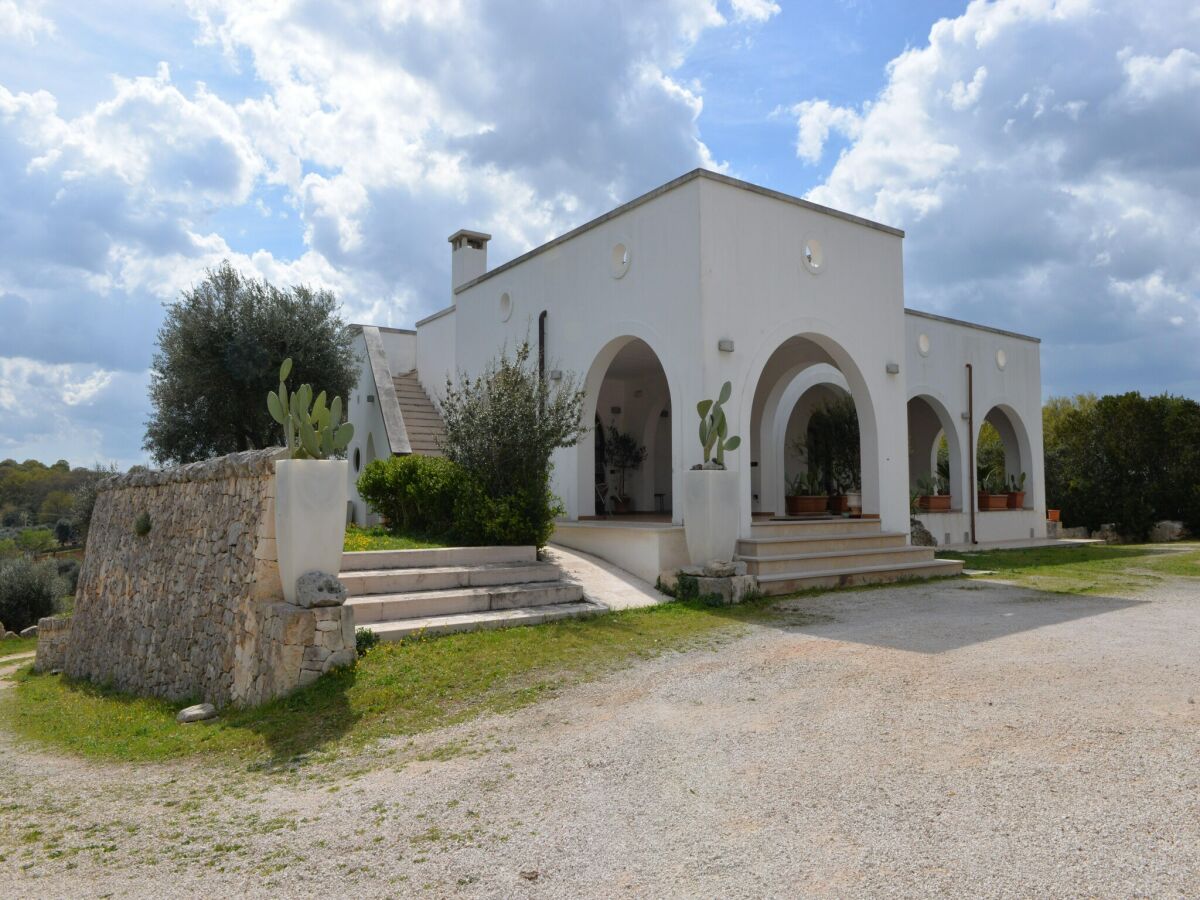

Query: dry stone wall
<box><xmin>41</xmin><ymin>449</ymin><xmax>354</xmax><ymax>707</ymax></box>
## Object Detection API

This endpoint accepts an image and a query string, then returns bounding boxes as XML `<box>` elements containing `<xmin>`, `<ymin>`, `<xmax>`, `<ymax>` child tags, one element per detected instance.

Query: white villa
<box><xmin>346</xmin><ymin>169</ymin><xmax>1045</xmax><ymax>589</ymax></box>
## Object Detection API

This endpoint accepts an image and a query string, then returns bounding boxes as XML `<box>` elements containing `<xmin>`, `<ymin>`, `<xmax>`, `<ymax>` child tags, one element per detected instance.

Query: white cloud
<box><xmin>0</xmin><ymin>0</ymin><xmax>53</xmax><ymax>44</ymax></box>
<box><xmin>729</xmin><ymin>0</ymin><xmax>781</xmax><ymax>24</ymax></box>
<box><xmin>787</xmin><ymin>0</ymin><xmax>1200</xmax><ymax>396</ymax></box>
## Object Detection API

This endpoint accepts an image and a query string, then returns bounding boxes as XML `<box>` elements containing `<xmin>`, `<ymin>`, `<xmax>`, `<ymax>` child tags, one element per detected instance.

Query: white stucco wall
<box><xmin>346</xmin><ymin>330</ymin><xmax>392</xmax><ymax>526</ymax></box>
<box><xmin>416</xmin><ymin>307</ymin><xmax>456</xmax><ymax>406</ymax></box>
<box><xmin>378</xmin><ymin>327</ymin><xmax>417</xmax><ymax>375</ymax></box>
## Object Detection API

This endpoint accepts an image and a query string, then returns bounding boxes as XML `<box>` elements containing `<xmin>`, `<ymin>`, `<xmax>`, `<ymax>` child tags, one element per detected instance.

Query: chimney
<box><xmin>448</xmin><ymin>229</ymin><xmax>491</xmax><ymax>295</ymax></box>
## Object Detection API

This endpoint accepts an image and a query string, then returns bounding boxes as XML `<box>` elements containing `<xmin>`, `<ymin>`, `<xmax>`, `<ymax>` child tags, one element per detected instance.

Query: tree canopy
<box><xmin>144</xmin><ymin>261</ymin><xmax>358</xmax><ymax>465</ymax></box>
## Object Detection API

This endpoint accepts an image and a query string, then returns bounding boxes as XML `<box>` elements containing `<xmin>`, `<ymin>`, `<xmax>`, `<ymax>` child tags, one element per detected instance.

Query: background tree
<box><xmin>144</xmin><ymin>261</ymin><xmax>358</xmax><ymax>465</ymax></box>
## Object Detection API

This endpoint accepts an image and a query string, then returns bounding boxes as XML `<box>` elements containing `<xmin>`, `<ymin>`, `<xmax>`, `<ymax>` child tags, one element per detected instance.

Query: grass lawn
<box><xmin>0</xmin><ymin>637</ymin><xmax>37</xmax><ymax>659</ymax></box>
<box><xmin>343</xmin><ymin>525</ymin><xmax>451</xmax><ymax>552</ymax></box>
<box><xmin>940</xmin><ymin>541</ymin><xmax>1200</xmax><ymax>595</ymax></box>
<box><xmin>0</xmin><ymin>598</ymin><xmax>816</xmax><ymax>766</ymax></box>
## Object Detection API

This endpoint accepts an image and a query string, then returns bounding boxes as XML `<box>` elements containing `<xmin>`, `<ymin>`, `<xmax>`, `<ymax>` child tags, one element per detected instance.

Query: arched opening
<box><xmin>907</xmin><ymin>394</ymin><xmax>964</xmax><ymax>510</ymax></box>
<box><xmin>976</xmin><ymin>404</ymin><xmax>1033</xmax><ymax>509</ymax></box>
<box><xmin>750</xmin><ymin>335</ymin><xmax>879</xmax><ymax>520</ymax></box>
<box><xmin>578</xmin><ymin>337</ymin><xmax>672</xmax><ymax>519</ymax></box>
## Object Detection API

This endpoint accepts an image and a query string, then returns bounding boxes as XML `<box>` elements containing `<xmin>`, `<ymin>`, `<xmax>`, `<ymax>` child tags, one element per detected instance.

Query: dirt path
<box><xmin>2</xmin><ymin>578</ymin><xmax>1198</xmax><ymax>898</ymax></box>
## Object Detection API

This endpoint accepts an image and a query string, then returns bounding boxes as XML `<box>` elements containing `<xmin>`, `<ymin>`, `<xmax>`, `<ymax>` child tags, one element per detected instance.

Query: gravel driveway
<box><xmin>2</xmin><ymin>577</ymin><xmax>1198</xmax><ymax>898</ymax></box>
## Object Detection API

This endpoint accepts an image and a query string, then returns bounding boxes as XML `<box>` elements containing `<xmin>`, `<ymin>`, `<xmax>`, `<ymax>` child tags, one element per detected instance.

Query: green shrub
<box><xmin>55</xmin><ymin>558</ymin><xmax>81</xmax><ymax>596</ymax></box>
<box><xmin>0</xmin><ymin>557</ymin><xmax>63</xmax><ymax>632</ymax></box>
<box><xmin>357</xmin><ymin>455</ymin><xmax>464</xmax><ymax>537</ymax></box>
<box><xmin>16</xmin><ymin>528</ymin><xmax>55</xmax><ymax>554</ymax></box>
<box><xmin>355</xmin><ymin>627</ymin><xmax>380</xmax><ymax>657</ymax></box>
<box><xmin>452</xmin><ymin>478</ymin><xmax>563</xmax><ymax>548</ymax></box>
<box><xmin>133</xmin><ymin>512</ymin><xmax>152</xmax><ymax>537</ymax></box>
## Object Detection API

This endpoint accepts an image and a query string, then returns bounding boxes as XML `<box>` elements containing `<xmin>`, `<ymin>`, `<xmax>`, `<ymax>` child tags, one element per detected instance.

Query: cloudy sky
<box><xmin>1</xmin><ymin>0</ymin><xmax>1197</xmax><ymax>467</ymax></box>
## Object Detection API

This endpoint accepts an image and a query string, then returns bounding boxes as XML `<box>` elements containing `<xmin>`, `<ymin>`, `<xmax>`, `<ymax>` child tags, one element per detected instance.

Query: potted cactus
<box><xmin>916</xmin><ymin>473</ymin><xmax>951</xmax><ymax>512</ymax></box>
<box><xmin>268</xmin><ymin>358</ymin><xmax>355</xmax><ymax>604</ymax></box>
<box><xmin>684</xmin><ymin>381</ymin><xmax>742</xmax><ymax>564</ymax></box>
<box><xmin>785</xmin><ymin>469</ymin><xmax>828</xmax><ymax>516</ymax></box>
<box><xmin>1006</xmin><ymin>472</ymin><xmax>1027</xmax><ymax>509</ymax></box>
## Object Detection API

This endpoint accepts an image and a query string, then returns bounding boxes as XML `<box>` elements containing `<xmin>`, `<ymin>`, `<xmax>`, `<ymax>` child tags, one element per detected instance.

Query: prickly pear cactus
<box><xmin>267</xmin><ymin>358</ymin><xmax>355</xmax><ymax>460</ymax></box>
<box><xmin>696</xmin><ymin>380</ymin><xmax>742</xmax><ymax>467</ymax></box>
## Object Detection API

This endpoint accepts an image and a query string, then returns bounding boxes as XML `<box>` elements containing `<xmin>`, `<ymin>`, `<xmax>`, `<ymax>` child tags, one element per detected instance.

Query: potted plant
<box><xmin>977</xmin><ymin>469</ymin><xmax>1008</xmax><ymax>511</ymax></box>
<box><xmin>603</xmin><ymin>423</ymin><xmax>647</xmax><ymax>514</ymax></box>
<box><xmin>1006</xmin><ymin>472</ymin><xmax>1027</xmax><ymax>509</ymax></box>
<box><xmin>684</xmin><ymin>382</ymin><xmax>742</xmax><ymax>564</ymax></box>
<box><xmin>268</xmin><ymin>358</ymin><xmax>355</xmax><ymax>604</ymax></box>
<box><xmin>785</xmin><ymin>469</ymin><xmax>827</xmax><ymax>516</ymax></box>
<box><xmin>916</xmin><ymin>473</ymin><xmax>951</xmax><ymax>512</ymax></box>
<box><xmin>1047</xmin><ymin>508</ymin><xmax>1061</xmax><ymax>522</ymax></box>
<box><xmin>808</xmin><ymin>397</ymin><xmax>861</xmax><ymax>516</ymax></box>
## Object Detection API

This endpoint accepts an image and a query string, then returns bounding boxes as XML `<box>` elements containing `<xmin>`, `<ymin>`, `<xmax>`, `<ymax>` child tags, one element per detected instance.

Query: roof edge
<box><xmin>453</xmin><ymin>168</ymin><xmax>904</xmax><ymax>295</ymax></box>
<box><xmin>905</xmin><ymin>308</ymin><xmax>1041</xmax><ymax>344</ymax></box>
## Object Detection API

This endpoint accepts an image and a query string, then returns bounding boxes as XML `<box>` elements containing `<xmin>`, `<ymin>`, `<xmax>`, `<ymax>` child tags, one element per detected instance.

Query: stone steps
<box><xmin>341</xmin><ymin>561</ymin><xmax>560</xmax><ymax>597</ymax></box>
<box><xmin>340</xmin><ymin>546</ymin><xmax>594</xmax><ymax>639</ymax></box>
<box><xmin>750</xmin><ymin>518</ymin><xmax>882</xmax><ymax>537</ymax></box>
<box><xmin>755</xmin><ymin>558</ymin><xmax>964</xmax><ymax>595</ymax></box>
<box><xmin>368</xmin><ymin>601</ymin><xmax>605</xmax><ymax>641</ymax></box>
<box><xmin>737</xmin><ymin>531</ymin><xmax>908</xmax><ymax>556</ymax></box>
<box><xmin>738</xmin><ymin>545</ymin><xmax>939</xmax><ymax>576</ymax></box>
<box><xmin>393</xmin><ymin>371</ymin><xmax>446</xmax><ymax>456</ymax></box>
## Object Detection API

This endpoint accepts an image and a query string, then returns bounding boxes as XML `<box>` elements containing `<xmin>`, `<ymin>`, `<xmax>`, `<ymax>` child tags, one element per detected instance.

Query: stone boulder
<box><xmin>19</xmin><ymin>625</ymin><xmax>37</xmax><ymax>638</ymax></box>
<box><xmin>910</xmin><ymin>518</ymin><xmax>937</xmax><ymax>547</ymax></box>
<box><xmin>1150</xmin><ymin>520</ymin><xmax>1185</xmax><ymax>543</ymax></box>
<box><xmin>176</xmin><ymin>703</ymin><xmax>217</xmax><ymax>724</ymax></box>
<box><xmin>294</xmin><ymin>571</ymin><xmax>348</xmax><ymax>608</ymax></box>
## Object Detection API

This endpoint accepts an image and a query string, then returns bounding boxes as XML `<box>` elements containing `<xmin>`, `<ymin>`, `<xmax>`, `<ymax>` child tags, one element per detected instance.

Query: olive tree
<box><xmin>144</xmin><ymin>262</ymin><xmax>357</xmax><ymax>465</ymax></box>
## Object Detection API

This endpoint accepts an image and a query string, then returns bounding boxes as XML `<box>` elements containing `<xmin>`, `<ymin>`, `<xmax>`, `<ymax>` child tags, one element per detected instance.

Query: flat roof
<box><xmin>905</xmin><ymin>308</ymin><xmax>1040</xmax><ymax>344</ymax></box>
<box><xmin>453</xmin><ymin>168</ymin><xmax>905</xmax><ymax>295</ymax></box>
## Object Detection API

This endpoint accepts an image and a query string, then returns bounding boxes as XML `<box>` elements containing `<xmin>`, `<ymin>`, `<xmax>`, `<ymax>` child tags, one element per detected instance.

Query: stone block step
<box><xmin>749</xmin><ymin>518</ymin><xmax>882</xmax><ymax>537</ymax></box>
<box><xmin>737</xmin><ymin>531</ymin><xmax>908</xmax><ymax>556</ymax></box>
<box><xmin>367</xmin><ymin>600</ymin><xmax>606</xmax><ymax>641</ymax></box>
<box><xmin>341</xmin><ymin>545</ymin><xmax>536</xmax><ymax>571</ymax></box>
<box><xmin>341</xmin><ymin>561</ymin><xmax>560</xmax><ymax>597</ymax></box>
<box><xmin>737</xmin><ymin>545</ymin><xmax>936</xmax><ymax>576</ymax></box>
<box><xmin>349</xmin><ymin>581</ymin><xmax>584</xmax><ymax>623</ymax></box>
<box><xmin>755</xmin><ymin>558</ymin><xmax>964</xmax><ymax>596</ymax></box>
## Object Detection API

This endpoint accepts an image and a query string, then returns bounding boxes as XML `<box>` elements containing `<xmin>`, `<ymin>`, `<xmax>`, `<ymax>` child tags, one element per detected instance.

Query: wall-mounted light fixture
<box><xmin>961</xmin><ymin>411</ymin><xmax>970</xmax><ymax>420</ymax></box>
<box><xmin>548</xmin><ymin>369</ymin><xmax>562</xmax><ymax>381</ymax></box>
<box><xmin>885</xmin><ymin>362</ymin><xmax>900</xmax><ymax>375</ymax></box>
<box><xmin>610</xmin><ymin>406</ymin><xmax>621</xmax><ymax>415</ymax></box>
<box><xmin>718</xmin><ymin>339</ymin><xmax>735</xmax><ymax>352</ymax></box>
<box><xmin>367</xmin><ymin>394</ymin><xmax>376</xmax><ymax>403</ymax></box>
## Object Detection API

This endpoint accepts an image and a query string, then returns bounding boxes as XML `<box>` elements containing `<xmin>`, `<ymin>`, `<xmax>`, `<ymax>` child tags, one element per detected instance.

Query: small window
<box><xmin>499</xmin><ymin>291</ymin><xmax>513</xmax><ymax>322</ymax></box>
<box><xmin>803</xmin><ymin>239</ymin><xmax>824</xmax><ymax>273</ymax></box>
<box><xmin>996</xmin><ymin>349</ymin><xmax>1007</xmax><ymax>371</ymax></box>
<box><xmin>353</xmin><ymin>447</ymin><xmax>361</xmax><ymax>472</ymax></box>
<box><xmin>918</xmin><ymin>334</ymin><xmax>931</xmax><ymax>357</ymax></box>
<box><xmin>611</xmin><ymin>242</ymin><xmax>631</xmax><ymax>279</ymax></box>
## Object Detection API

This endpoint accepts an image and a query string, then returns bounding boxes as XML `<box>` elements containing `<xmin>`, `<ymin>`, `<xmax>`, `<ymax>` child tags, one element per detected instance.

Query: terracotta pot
<box><xmin>978</xmin><ymin>492</ymin><xmax>1008</xmax><ymax>511</ymax></box>
<box><xmin>613</xmin><ymin>497</ymin><xmax>634</xmax><ymax>515</ymax></box>
<box><xmin>918</xmin><ymin>495</ymin><xmax>951</xmax><ymax>512</ymax></box>
<box><xmin>829</xmin><ymin>495</ymin><xmax>849</xmax><ymax>514</ymax></box>
<box><xmin>1006</xmin><ymin>491</ymin><xmax>1026</xmax><ymax>510</ymax></box>
<box><xmin>786</xmin><ymin>495</ymin><xmax>828</xmax><ymax>515</ymax></box>
<box><xmin>1047</xmin><ymin>508</ymin><xmax>1061</xmax><ymax>522</ymax></box>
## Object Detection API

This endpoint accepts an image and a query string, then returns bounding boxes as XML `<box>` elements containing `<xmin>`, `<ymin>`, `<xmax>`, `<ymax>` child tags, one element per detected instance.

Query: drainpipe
<box><xmin>538</xmin><ymin>310</ymin><xmax>547</xmax><ymax>380</ymax></box>
<box><xmin>967</xmin><ymin>363</ymin><xmax>977</xmax><ymax>545</ymax></box>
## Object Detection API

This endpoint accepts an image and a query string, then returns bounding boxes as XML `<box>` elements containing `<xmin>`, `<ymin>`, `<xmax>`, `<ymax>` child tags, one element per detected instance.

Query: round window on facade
<box><xmin>353</xmin><ymin>446</ymin><xmax>361</xmax><ymax>472</ymax></box>
<box><xmin>996</xmin><ymin>349</ymin><xmax>1007</xmax><ymax>371</ymax></box>
<box><xmin>499</xmin><ymin>291</ymin><xmax>513</xmax><ymax>322</ymax></box>
<box><xmin>803</xmin><ymin>238</ymin><xmax>824</xmax><ymax>274</ymax></box>
<box><xmin>918</xmin><ymin>333</ymin><xmax>931</xmax><ymax>357</ymax></box>
<box><xmin>611</xmin><ymin>242</ymin><xmax>631</xmax><ymax>279</ymax></box>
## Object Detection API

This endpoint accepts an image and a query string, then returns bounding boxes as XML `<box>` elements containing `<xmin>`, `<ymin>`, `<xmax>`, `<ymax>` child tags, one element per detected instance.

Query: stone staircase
<box><xmin>341</xmin><ymin>546</ymin><xmax>603</xmax><ymax>640</ymax></box>
<box><xmin>736</xmin><ymin>517</ymin><xmax>962</xmax><ymax>595</ymax></box>
<box><xmin>393</xmin><ymin>370</ymin><xmax>446</xmax><ymax>456</ymax></box>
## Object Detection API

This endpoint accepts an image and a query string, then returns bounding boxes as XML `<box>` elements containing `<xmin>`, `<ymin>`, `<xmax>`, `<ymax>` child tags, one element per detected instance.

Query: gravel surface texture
<box><xmin>2</xmin><ymin>577</ymin><xmax>1198</xmax><ymax>898</ymax></box>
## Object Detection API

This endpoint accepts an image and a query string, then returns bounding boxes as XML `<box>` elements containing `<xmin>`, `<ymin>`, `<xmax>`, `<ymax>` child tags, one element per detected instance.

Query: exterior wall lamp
<box><xmin>718</xmin><ymin>339</ymin><xmax>735</xmax><ymax>352</ymax></box>
<box><xmin>885</xmin><ymin>362</ymin><xmax>900</xmax><ymax>375</ymax></box>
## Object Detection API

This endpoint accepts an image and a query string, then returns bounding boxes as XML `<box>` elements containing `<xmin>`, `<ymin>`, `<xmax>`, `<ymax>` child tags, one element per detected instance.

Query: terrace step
<box><xmin>754</xmin><ymin>558</ymin><xmax>964</xmax><ymax>596</ymax></box>
<box><xmin>737</xmin><ymin>531</ymin><xmax>908</xmax><ymax>556</ymax></box>
<box><xmin>393</xmin><ymin>370</ymin><xmax>445</xmax><ymax>456</ymax></box>
<box><xmin>369</xmin><ymin>600</ymin><xmax>606</xmax><ymax>641</ymax></box>
<box><xmin>749</xmin><ymin>518</ymin><xmax>882</xmax><ymax>537</ymax></box>
<box><xmin>737</xmin><ymin>545</ymin><xmax>938</xmax><ymax>576</ymax></box>
<box><xmin>348</xmin><ymin>581</ymin><xmax>584</xmax><ymax>623</ymax></box>
<box><xmin>341</xmin><ymin>546</ymin><xmax>536</xmax><ymax>571</ymax></box>
<box><xmin>341</xmin><ymin>561</ymin><xmax>560</xmax><ymax>597</ymax></box>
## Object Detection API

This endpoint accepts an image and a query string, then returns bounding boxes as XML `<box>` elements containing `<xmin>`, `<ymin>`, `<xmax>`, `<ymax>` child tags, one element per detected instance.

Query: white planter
<box><xmin>683</xmin><ymin>467</ymin><xmax>741</xmax><ymax>565</ymax></box>
<box><xmin>275</xmin><ymin>459</ymin><xmax>349</xmax><ymax>604</ymax></box>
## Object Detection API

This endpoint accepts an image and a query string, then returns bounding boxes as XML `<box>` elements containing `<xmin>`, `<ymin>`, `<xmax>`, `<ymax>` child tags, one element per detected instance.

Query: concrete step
<box><xmin>737</xmin><ymin>545</ymin><xmax>936</xmax><ymax>576</ymax></box>
<box><xmin>349</xmin><ymin>580</ymin><xmax>584</xmax><ymax>623</ymax></box>
<box><xmin>341</xmin><ymin>546</ymin><xmax>536</xmax><ymax>571</ymax></box>
<box><xmin>341</xmin><ymin>561</ymin><xmax>560</xmax><ymax>597</ymax></box>
<box><xmin>749</xmin><ymin>518</ymin><xmax>882</xmax><ymax>537</ymax></box>
<box><xmin>737</xmin><ymin>531</ymin><xmax>908</xmax><ymax>556</ymax></box>
<box><xmin>755</xmin><ymin>558</ymin><xmax>964</xmax><ymax>596</ymax></box>
<box><xmin>368</xmin><ymin>600</ymin><xmax>606</xmax><ymax>641</ymax></box>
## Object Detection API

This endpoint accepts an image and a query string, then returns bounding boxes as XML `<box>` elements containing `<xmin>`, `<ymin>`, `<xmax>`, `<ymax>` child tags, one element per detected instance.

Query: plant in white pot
<box><xmin>268</xmin><ymin>358</ymin><xmax>355</xmax><ymax>605</ymax></box>
<box><xmin>684</xmin><ymin>381</ymin><xmax>742</xmax><ymax>565</ymax></box>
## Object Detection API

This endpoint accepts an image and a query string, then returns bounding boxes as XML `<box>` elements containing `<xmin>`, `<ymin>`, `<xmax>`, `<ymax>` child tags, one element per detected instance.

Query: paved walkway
<box><xmin>544</xmin><ymin>543</ymin><xmax>667</xmax><ymax>610</ymax></box>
